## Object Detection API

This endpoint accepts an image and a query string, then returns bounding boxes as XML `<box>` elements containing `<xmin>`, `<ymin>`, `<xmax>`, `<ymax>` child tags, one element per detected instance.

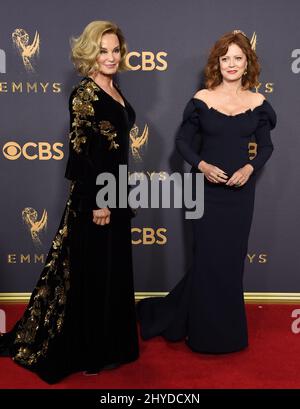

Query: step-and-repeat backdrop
<box><xmin>0</xmin><ymin>0</ymin><xmax>299</xmax><ymax>294</ymax></box>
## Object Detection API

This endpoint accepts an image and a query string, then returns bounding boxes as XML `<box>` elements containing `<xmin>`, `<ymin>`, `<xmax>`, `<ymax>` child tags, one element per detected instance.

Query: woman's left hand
<box><xmin>226</xmin><ymin>164</ymin><xmax>254</xmax><ymax>187</ymax></box>
<box><xmin>92</xmin><ymin>207</ymin><xmax>111</xmax><ymax>225</ymax></box>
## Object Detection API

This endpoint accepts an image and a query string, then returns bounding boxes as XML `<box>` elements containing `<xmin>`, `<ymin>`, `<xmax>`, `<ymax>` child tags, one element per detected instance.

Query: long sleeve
<box><xmin>65</xmin><ymin>80</ymin><xmax>101</xmax><ymax>209</ymax></box>
<box><xmin>247</xmin><ymin>101</ymin><xmax>277</xmax><ymax>172</ymax></box>
<box><xmin>176</xmin><ymin>99</ymin><xmax>203</xmax><ymax>168</ymax></box>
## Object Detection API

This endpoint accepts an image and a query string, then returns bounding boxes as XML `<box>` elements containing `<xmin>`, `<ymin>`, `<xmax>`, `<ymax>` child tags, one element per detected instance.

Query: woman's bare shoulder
<box><xmin>246</xmin><ymin>91</ymin><xmax>266</xmax><ymax>104</ymax></box>
<box><xmin>194</xmin><ymin>89</ymin><xmax>211</xmax><ymax>97</ymax></box>
<box><xmin>193</xmin><ymin>89</ymin><xmax>215</xmax><ymax>101</ymax></box>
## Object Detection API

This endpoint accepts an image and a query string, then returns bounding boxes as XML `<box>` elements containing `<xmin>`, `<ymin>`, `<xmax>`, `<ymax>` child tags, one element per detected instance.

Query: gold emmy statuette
<box><xmin>12</xmin><ymin>29</ymin><xmax>40</xmax><ymax>71</ymax></box>
<box><xmin>22</xmin><ymin>207</ymin><xmax>47</xmax><ymax>245</ymax></box>
<box><xmin>250</xmin><ymin>32</ymin><xmax>257</xmax><ymax>51</ymax></box>
<box><xmin>130</xmin><ymin>124</ymin><xmax>149</xmax><ymax>161</ymax></box>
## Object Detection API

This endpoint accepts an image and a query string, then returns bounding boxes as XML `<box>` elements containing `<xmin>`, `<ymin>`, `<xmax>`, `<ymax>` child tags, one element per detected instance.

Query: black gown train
<box><xmin>137</xmin><ymin>97</ymin><xmax>276</xmax><ymax>353</ymax></box>
<box><xmin>0</xmin><ymin>78</ymin><xmax>139</xmax><ymax>383</ymax></box>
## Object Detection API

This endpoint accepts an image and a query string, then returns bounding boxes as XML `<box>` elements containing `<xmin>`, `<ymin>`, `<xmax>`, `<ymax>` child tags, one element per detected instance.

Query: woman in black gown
<box><xmin>137</xmin><ymin>30</ymin><xmax>276</xmax><ymax>354</ymax></box>
<box><xmin>0</xmin><ymin>21</ymin><xmax>139</xmax><ymax>383</ymax></box>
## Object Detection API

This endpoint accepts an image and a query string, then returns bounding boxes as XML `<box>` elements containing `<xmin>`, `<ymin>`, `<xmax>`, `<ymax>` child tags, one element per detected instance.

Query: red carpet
<box><xmin>0</xmin><ymin>303</ymin><xmax>300</xmax><ymax>389</ymax></box>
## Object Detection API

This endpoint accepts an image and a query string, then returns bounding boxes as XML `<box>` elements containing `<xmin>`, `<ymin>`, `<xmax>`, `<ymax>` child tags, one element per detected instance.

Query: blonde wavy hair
<box><xmin>71</xmin><ymin>21</ymin><xmax>127</xmax><ymax>76</ymax></box>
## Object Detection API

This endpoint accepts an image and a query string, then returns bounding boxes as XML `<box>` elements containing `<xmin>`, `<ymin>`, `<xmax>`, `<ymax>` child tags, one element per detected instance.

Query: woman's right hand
<box><xmin>198</xmin><ymin>160</ymin><xmax>228</xmax><ymax>184</ymax></box>
<box><xmin>92</xmin><ymin>208</ymin><xmax>111</xmax><ymax>225</ymax></box>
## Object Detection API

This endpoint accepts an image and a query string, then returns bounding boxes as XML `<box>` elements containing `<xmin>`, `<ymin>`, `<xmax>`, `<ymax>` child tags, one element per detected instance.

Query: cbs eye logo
<box><xmin>3</xmin><ymin>141</ymin><xmax>64</xmax><ymax>160</ymax></box>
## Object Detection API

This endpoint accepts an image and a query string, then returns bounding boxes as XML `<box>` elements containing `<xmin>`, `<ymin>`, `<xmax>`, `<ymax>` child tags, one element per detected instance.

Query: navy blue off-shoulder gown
<box><xmin>137</xmin><ymin>97</ymin><xmax>276</xmax><ymax>354</ymax></box>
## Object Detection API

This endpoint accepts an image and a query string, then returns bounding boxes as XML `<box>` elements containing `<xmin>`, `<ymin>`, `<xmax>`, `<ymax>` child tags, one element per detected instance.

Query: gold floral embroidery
<box><xmin>69</xmin><ymin>79</ymin><xmax>99</xmax><ymax>154</ymax></box>
<box><xmin>13</xmin><ymin>182</ymin><xmax>75</xmax><ymax>366</ymax></box>
<box><xmin>99</xmin><ymin>120</ymin><xmax>119</xmax><ymax>150</ymax></box>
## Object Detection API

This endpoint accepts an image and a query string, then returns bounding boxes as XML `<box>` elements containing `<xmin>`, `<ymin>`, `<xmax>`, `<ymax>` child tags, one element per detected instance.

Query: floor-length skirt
<box><xmin>137</xmin><ymin>176</ymin><xmax>256</xmax><ymax>353</ymax></box>
<box><xmin>0</xmin><ymin>185</ymin><xmax>139</xmax><ymax>383</ymax></box>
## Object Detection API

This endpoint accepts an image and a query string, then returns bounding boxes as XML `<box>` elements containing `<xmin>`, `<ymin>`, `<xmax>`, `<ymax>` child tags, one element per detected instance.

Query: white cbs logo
<box><xmin>0</xmin><ymin>309</ymin><xmax>6</xmax><ymax>333</ymax></box>
<box><xmin>291</xmin><ymin>309</ymin><xmax>300</xmax><ymax>333</ymax></box>
<box><xmin>3</xmin><ymin>141</ymin><xmax>64</xmax><ymax>160</ymax></box>
<box><xmin>291</xmin><ymin>49</ymin><xmax>300</xmax><ymax>74</ymax></box>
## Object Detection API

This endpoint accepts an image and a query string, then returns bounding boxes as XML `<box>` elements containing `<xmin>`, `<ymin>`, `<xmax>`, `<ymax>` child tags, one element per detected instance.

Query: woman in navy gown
<box><xmin>137</xmin><ymin>30</ymin><xmax>276</xmax><ymax>353</ymax></box>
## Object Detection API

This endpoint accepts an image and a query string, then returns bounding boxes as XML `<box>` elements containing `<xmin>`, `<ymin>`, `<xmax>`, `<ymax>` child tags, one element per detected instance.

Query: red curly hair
<box><xmin>205</xmin><ymin>31</ymin><xmax>260</xmax><ymax>90</ymax></box>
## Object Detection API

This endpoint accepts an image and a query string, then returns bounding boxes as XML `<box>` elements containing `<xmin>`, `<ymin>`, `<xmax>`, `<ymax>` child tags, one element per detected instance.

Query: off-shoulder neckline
<box><xmin>192</xmin><ymin>98</ymin><xmax>267</xmax><ymax>118</ymax></box>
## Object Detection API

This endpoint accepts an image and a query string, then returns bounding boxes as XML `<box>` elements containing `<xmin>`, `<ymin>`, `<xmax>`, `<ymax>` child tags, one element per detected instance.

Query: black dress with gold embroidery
<box><xmin>0</xmin><ymin>78</ymin><xmax>139</xmax><ymax>384</ymax></box>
